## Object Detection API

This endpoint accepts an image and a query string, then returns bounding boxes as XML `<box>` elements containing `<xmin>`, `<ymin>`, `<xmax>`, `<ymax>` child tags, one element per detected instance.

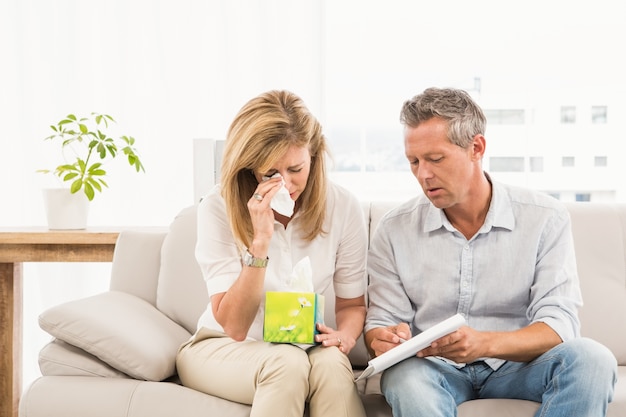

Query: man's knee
<box><xmin>555</xmin><ymin>337</ymin><xmax>617</xmax><ymax>387</ymax></box>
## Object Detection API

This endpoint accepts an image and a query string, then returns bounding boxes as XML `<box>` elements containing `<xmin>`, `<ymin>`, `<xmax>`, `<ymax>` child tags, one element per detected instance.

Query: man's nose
<box><xmin>416</xmin><ymin>163</ymin><xmax>433</xmax><ymax>181</ymax></box>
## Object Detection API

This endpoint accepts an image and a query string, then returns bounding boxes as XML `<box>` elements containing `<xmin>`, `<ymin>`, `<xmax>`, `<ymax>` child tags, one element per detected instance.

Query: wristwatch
<box><xmin>242</xmin><ymin>249</ymin><xmax>269</xmax><ymax>268</ymax></box>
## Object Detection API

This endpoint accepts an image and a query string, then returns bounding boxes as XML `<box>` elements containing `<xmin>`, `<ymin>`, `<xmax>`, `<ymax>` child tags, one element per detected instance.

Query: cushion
<box><xmin>39</xmin><ymin>339</ymin><xmax>129</xmax><ymax>378</ymax></box>
<box><xmin>38</xmin><ymin>290</ymin><xmax>192</xmax><ymax>381</ymax></box>
<box><xmin>156</xmin><ymin>205</ymin><xmax>208</xmax><ymax>333</ymax></box>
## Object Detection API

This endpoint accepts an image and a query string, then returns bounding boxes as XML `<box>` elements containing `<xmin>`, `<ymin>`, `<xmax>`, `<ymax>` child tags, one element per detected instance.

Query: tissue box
<box><xmin>263</xmin><ymin>291</ymin><xmax>325</xmax><ymax>344</ymax></box>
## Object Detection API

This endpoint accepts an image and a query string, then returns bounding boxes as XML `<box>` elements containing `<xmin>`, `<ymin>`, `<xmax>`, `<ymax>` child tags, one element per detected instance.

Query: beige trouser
<box><xmin>176</xmin><ymin>328</ymin><xmax>366</xmax><ymax>417</ymax></box>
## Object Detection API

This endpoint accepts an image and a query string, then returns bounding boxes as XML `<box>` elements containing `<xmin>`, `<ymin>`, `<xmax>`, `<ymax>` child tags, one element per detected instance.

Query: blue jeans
<box><xmin>381</xmin><ymin>338</ymin><xmax>617</xmax><ymax>417</ymax></box>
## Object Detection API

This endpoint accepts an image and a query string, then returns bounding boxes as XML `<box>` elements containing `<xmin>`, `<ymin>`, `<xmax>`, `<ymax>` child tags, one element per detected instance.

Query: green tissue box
<box><xmin>263</xmin><ymin>291</ymin><xmax>325</xmax><ymax>344</ymax></box>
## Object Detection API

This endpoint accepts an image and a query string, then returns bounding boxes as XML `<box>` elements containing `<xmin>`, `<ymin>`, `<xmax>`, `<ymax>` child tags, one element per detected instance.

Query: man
<box><xmin>364</xmin><ymin>87</ymin><xmax>617</xmax><ymax>416</ymax></box>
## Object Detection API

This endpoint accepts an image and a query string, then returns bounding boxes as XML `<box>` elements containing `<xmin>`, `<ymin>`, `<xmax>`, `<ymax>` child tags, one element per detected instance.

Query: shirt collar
<box><xmin>423</xmin><ymin>174</ymin><xmax>516</xmax><ymax>234</ymax></box>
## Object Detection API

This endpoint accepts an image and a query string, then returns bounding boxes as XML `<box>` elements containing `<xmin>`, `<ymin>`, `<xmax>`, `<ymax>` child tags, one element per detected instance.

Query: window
<box><xmin>594</xmin><ymin>156</ymin><xmax>608</xmax><ymax>167</ymax></box>
<box><xmin>576</xmin><ymin>193</ymin><xmax>591</xmax><ymax>202</ymax></box>
<box><xmin>529</xmin><ymin>157</ymin><xmax>544</xmax><ymax>172</ymax></box>
<box><xmin>561</xmin><ymin>106</ymin><xmax>576</xmax><ymax>124</ymax></box>
<box><xmin>489</xmin><ymin>157</ymin><xmax>524</xmax><ymax>172</ymax></box>
<box><xmin>483</xmin><ymin>109</ymin><xmax>525</xmax><ymax>125</ymax></box>
<box><xmin>592</xmin><ymin>106</ymin><xmax>608</xmax><ymax>124</ymax></box>
<box><xmin>562</xmin><ymin>156</ymin><xmax>575</xmax><ymax>167</ymax></box>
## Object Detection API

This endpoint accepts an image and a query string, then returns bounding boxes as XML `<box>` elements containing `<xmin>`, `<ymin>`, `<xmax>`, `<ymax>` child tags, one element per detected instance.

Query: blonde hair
<box><xmin>220</xmin><ymin>90</ymin><xmax>328</xmax><ymax>249</ymax></box>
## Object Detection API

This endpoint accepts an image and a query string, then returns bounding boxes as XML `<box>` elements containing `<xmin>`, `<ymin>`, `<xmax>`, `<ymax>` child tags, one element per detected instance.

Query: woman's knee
<box><xmin>261</xmin><ymin>344</ymin><xmax>311</xmax><ymax>383</ymax></box>
<box><xmin>308</xmin><ymin>347</ymin><xmax>353</xmax><ymax>379</ymax></box>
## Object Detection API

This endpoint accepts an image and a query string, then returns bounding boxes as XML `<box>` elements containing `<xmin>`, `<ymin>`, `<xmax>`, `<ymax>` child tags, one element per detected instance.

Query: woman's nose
<box><xmin>279</xmin><ymin>173</ymin><xmax>292</xmax><ymax>189</ymax></box>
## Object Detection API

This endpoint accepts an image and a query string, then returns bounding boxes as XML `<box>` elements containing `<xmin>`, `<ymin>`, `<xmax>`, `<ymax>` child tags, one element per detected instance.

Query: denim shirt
<box><xmin>365</xmin><ymin>180</ymin><xmax>582</xmax><ymax>369</ymax></box>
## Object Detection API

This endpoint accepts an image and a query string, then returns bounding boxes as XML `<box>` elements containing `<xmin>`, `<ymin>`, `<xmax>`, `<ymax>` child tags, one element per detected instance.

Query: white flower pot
<box><xmin>42</xmin><ymin>188</ymin><xmax>90</xmax><ymax>230</ymax></box>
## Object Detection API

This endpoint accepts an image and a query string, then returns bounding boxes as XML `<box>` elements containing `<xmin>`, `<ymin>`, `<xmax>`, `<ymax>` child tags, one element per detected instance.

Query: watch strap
<box><xmin>243</xmin><ymin>249</ymin><xmax>269</xmax><ymax>268</ymax></box>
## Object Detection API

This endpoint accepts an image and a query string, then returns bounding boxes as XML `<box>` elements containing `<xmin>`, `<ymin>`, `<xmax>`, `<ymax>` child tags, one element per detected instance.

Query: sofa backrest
<box><xmin>155</xmin><ymin>205</ymin><xmax>208</xmax><ymax>334</ymax></box>
<box><xmin>150</xmin><ymin>201</ymin><xmax>626</xmax><ymax>368</ymax></box>
<box><xmin>565</xmin><ymin>203</ymin><xmax>626</xmax><ymax>365</ymax></box>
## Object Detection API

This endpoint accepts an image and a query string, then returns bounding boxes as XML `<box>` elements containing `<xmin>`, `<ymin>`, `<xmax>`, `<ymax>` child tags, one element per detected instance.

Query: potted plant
<box><xmin>38</xmin><ymin>112</ymin><xmax>145</xmax><ymax>229</ymax></box>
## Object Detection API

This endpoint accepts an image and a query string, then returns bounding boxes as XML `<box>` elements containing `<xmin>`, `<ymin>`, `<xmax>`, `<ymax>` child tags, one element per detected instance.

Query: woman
<box><xmin>176</xmin><ymin>90</ymin><xmax>368</xmax><ymax>417</ymax></box>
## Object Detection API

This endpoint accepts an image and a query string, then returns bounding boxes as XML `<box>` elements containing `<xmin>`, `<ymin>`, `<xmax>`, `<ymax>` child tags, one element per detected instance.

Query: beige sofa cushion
<box><xmin>156</xmin><ymin>205</ymin><xmax>208</xmax><ymax>334</ymax></box>
<box><xmin>39</xmin><ymin>291</ymin><xmax>191</xmax><ymax>381</ymax></box>
<box><xmin>39</xmin><ymin>339</ymin><xmax>129</xmax><ymax>378</ymax></box>
<box><xmin>566</xmin><ymin>203</ymin><xmax>626</xmax><ymax>364</ymax></box>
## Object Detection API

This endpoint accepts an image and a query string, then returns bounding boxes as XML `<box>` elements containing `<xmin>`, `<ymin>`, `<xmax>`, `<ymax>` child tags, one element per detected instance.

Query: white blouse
<box><xmin>195</xmin><ymin>181</ymin><xmax>368</xmax><ymax>341</ymax></box>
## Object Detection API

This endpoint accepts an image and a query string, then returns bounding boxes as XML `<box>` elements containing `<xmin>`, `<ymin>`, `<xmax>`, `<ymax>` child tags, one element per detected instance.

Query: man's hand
<box><xmin>417</xmin><ymin>322</ymin><xmax>563</xmax><ymax>363</ymax></box>
<box><xmin>365</xmin><ymin>323</ymin><xmax>411</xmax><ymax>358</ymax></box>
<box><xmin>417</xmin><ymin>326</ymin><xmax>483</xmax><ymax>363</ymax></box>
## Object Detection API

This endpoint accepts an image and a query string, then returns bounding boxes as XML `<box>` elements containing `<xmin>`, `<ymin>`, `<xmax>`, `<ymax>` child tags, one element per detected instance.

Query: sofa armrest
<box><xmin>109</xmin><ymin>229</ymin><xmax>168</xmax><ymax>306</ymax></box>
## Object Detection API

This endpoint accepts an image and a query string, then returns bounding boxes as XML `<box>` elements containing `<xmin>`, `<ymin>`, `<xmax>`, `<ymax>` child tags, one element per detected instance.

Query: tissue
<box><xmin>262</xmin><ymin>173</ymin><xmax>295</xmax><ymax>217</ymax></box>
<box><xmin>287</xmin><ymin>256</ymin><xmax>314</xmax><ymax>292</ymax></box>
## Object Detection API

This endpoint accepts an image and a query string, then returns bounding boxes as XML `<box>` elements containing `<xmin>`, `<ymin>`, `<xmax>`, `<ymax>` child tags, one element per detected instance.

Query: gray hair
<box><xmin>399</xmin><ymin>87</ymin><xmax>486</xmax><ymax>148</ymax></box>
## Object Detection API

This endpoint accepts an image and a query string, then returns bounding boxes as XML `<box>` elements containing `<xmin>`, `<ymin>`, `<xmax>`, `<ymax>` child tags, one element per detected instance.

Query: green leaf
<box><xmin>58</xmin><ymin>164</ymin><xmax>79</xmax><ymax>171</ymax></box>
<box><xmin>84</xmin><ymin>182</ymin><xmax>95</xmax><ymax>201</ymax></box>
<box><xmin>97</xmin><ymin>142</ymin><xmax>106</xmax><ymax>158</ymax></box>
<box><xmin>86</xmin><ymin>177</ymin><xmax>103</xmax><ymax>192</ymax></box>
<box><xmin>70</xmin><ymin>178</ymin><xmax>82</xmax><ymax>193</ymax></box>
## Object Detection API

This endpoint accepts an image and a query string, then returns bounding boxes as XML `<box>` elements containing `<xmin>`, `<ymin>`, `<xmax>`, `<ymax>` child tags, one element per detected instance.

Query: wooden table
<box><xmin>0</xmin><ymin>228</ymin><xmax>121</xmax><ymax>417</ymax></box>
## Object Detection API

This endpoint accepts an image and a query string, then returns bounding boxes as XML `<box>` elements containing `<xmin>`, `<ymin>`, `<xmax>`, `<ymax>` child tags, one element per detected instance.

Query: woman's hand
<box><xmin>315</xmin><ymin>323</ymin><xmax>355</xmax><ymax>354</ymax></box>
<box><xmin>315</xmin><ymin>296</ymin><xmax>366</xmax><ymax>355</ymax></box>
<box><xmin>247</xmin><ymin>176</ymin><xmax>283</xmax><ymax>250</ymax></box>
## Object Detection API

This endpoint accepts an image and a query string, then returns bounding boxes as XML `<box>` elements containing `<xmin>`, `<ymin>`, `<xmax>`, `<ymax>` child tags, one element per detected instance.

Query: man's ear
<box><xmin>471</xmin><ymin>134</ymin><xmax>486</xmax><ymax>161</ymax></box>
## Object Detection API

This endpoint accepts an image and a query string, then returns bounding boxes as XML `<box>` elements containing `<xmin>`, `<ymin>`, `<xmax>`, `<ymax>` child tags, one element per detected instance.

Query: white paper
<box><xmin>262</xmin><ymin>173</ymin><xmax>295</xmax><ymax>217</ymax></box>
<box><xmin>355</xmin><ymin>314</ymin><xmax>466</xmax><ymax>382</ymax></box>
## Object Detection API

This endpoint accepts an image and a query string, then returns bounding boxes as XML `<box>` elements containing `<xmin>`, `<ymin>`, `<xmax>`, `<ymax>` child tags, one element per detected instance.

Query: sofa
<box><xmin>19</xmin><ymin>201</ymin><xmax>626</xmax><ymax>417</ymax></box>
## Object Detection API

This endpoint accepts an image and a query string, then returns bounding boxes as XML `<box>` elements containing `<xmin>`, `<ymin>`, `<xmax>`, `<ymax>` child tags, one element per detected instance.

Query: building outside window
<box><xmin>489</xmin><ymin>156</ymin><xmax>525</xmax><ymax>172</ymax></box>
<box><xmin>592</xmin><ymin>106</ymin><xmax>608</xmax><ymax>124</ymax></box>
<box><xmin>561</xmin><ymin>106</ymin><xmax>576</xmax><ymax>123</ymax></box>
<box><xmin>576</xmin><ymin>193</ymin><xmax>591</xmax><ymax>202</ymax></box>
<box><xmin>529</xmin><ymin>156</ymin><xmax>544</xmax><ymax>172</ymax></box>
<box><xmin>484</xmin><ymin>109</ymin><xmax>525</xmax><ymax>125</ymax></box>
<box><xmin>562</xmin><ymin>156</ymin><xmax>575</xmax><ymax>167</ymax></box>
<box><xmin>595</xmin><ymin>156</ymin><xmax>608</xmax><ymax>167</ymax></box>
